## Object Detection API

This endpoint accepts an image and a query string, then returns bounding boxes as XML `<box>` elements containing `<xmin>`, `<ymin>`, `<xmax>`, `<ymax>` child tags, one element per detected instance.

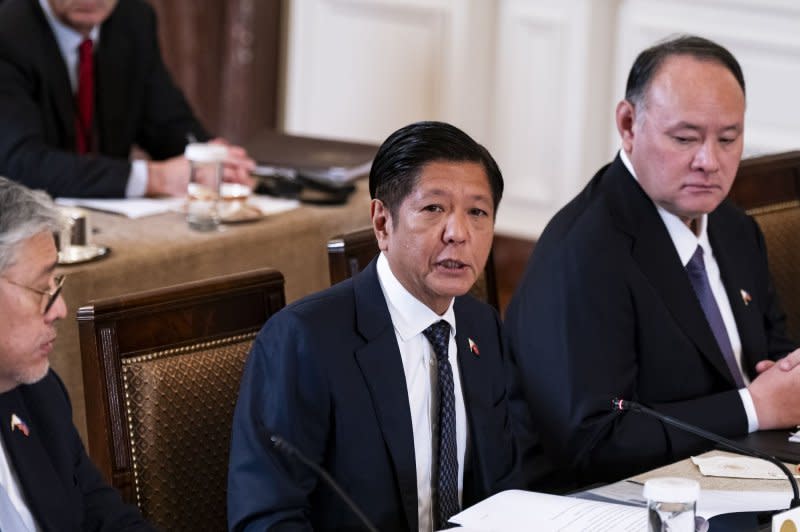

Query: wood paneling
<box><xmin>493</xmin><ymin>234</ymin><xmax>535</xmax><ymax>315</ymax></box>
<box><xmin>147</xmin><ymin>0</ymin><xmax>282</xmax><ymax>143</ymax></box>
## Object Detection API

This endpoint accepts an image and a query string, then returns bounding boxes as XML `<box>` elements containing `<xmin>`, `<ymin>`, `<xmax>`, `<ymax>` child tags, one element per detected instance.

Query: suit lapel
<box><xmin>452</xmin><ymin>305</ymin><xmax>489</xmax><ymax>501</ymax></box>
<box><xmin>708</xmin><ymin>209</ymin><xmax>763</xmax><ymax>378</ymax></box>
<box><xmin>352</xmin><ymin>260</ymin><xmax>418</xmax><ymax>531</ymax></box>
<box><xmin>0</xmin><ymin>389</ymin><xmax>72</xmax><ymax>532</ymax></box>
<box><xmin>605</xmin><ymin>159</ymin><xmax>738</xmax><ymax>386</ymax></box>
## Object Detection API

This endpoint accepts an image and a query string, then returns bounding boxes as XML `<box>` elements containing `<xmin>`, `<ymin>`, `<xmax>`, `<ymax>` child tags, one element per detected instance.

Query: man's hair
<box><xmin>0</xmin><ymin>177</ymin><xmax>64</xmax><ymax>273</ymax></box>
<box><xmin>369</xmin><ymin>121</ymin><xmax>504</xmax><ymax>218</ymax></box>
<box><xmin>625</xmin><ymin>34</ymin><xmax>745</xmax><ymax>107</ymax></box>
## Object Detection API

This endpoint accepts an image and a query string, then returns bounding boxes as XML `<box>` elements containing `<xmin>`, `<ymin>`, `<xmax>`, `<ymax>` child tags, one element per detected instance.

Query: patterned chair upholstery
<box><xmin>327</xmin><ymin>227</ymin><xmax>499</xmax><ymax>310</ymax></box>
<box><xmin>729</xmin><ymin>151</ymin><xmax>800</xmax><ymax>342</ymax></box>
<box><xmin>78</xmin><ymin>269</ymin><xmax>285</xmax><ymax>532</ymax></box>
<box><xmin>746</xmin><ymin>201</ymin><xmax>800</xmax><ymax>342</ymax></box>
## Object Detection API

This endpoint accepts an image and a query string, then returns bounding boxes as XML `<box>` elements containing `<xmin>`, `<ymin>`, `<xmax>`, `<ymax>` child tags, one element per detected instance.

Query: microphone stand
<box><xmin>270</xmin><ymin>434</ymin><xmax>380</xmax><ymax>532</ymax></box>
<box><xmin>612</xmin><ymin>398</ymin><xmax>800</xmax><ymax>509</ymax></box>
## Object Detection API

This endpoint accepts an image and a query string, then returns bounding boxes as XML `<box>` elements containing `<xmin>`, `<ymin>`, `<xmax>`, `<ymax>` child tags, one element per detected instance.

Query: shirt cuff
<box><xmin>125</xmin><ymin>160</ymin><xmax>148</xmax><ymax>198</ymax></box>
<box><xmin>738</xmin><ymin>388</ymin><xmax>760</xmax><ymax>433</ymax></box>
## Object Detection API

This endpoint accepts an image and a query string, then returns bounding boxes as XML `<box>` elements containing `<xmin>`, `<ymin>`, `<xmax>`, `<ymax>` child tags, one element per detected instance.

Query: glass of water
<box><xmin>185</xmin><ymin>143</ymin><xmax>228</xmax><ymax>231</ymax></box>
<box><xmin>644</xmin><ymin>477</ymin><xmax>699</xmax><ymax>532</ymax></box>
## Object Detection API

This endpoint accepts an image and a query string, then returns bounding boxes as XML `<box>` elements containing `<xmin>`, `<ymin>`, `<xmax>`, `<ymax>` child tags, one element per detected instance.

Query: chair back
<box><xmin>78</xmin><ymin>269</ymin><xmax>285</xmax><ymax>532</ymax></box>
<box><xmin>327</xmin><ymin>228</ymin><xmax>499</xmax><ymax>310</ymax></box>
<box><xmin>729</xmin><ymin>151</ymin><xmax>800</xmax><ymax>342</ymax></box>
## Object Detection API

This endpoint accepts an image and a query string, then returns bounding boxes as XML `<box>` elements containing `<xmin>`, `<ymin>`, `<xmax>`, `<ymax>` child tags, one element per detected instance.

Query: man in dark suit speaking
<box><xmin>505</xmin><ymin>35</ymin><xmax>800</xmax><ymax>487</ymax></box>
<box><xmin>0</xmin><ymin>176</ymin><xmax>153</xmax><ymax>531</ymax></box>
<box><xmin>0</xmin><ymin>0</ymin><xmax>253</xmax><ymax>198</ymax></box>
<box><xmin>228</xmin><ymin>121</ymin><xmax>524</xmax><ymax>531</ymax></box>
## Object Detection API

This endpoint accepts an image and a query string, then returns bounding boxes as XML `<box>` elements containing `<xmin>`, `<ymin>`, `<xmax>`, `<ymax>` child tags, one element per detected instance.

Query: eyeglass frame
<box><xmin>0</xmin><ymin>274</ymin><xmax>66</xmax><ymax>314</ymax></box>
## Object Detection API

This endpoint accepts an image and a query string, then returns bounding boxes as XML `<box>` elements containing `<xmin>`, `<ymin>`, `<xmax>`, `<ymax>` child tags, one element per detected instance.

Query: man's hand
<box><xmin>748</xmin><ymin>360</ymin><xmax>800</xmax><ymax>430</ymax></box>
<box><xmin>146</xmin><ymin>155</ymin><xmax>191</xmax><ymax>197</ymax></box>
<box><xmin>144</xmin><ymin>138</ymin><xmax>256</xmax><ymax>197</ymax></box>
<box><xmin>209</xmin><ymin>138</ymin><xmax>256</xmax><ymax>189</ymax></box>
<box><xmin>755</xmin><ymin>347</ymin><xmax>800</xmax><ymax>374</ymax></box>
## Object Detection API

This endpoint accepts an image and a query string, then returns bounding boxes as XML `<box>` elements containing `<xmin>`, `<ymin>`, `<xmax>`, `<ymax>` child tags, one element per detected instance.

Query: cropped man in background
<box><xmin>229</xmin><ymin>121</ymin><xmax>528</xmax><ymax>531</ymax></box>
<box><xmin>0</xmin><ymin>176</ymin><xmax>154</xmax><ymax>531</ymax></box>
<box><xmin>505</xmin><ymin>35</ymin><xmax>800</xmax><ymax>488</ymax></box>
<box><xmin>0</xmin><ymin>0</ymin><xmax>254</xmax><ymax>198</ymax></box>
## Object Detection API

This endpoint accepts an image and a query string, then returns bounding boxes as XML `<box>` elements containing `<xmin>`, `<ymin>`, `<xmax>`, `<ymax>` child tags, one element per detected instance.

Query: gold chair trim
<box><xmin>121</xmin><ymin>331</ymin><xmax>257</xmax><ymax>509</ymax></box>
<box><xmin>746</xmin><ymin>199</ymin><xmax>800</xmax><ymax>216</ymax></box>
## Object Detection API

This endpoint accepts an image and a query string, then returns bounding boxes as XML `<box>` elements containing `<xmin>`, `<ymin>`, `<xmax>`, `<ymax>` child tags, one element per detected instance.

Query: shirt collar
<box><xmin>376</xmin><ymin>252</ymin><xmax>456</xmax><ymax>342</ymax></box>
<box><xmin>620</xmin><ymin>148</ymin><xmax>709</xmax><ymax>267</ymax></box>
<box><xmin>39</xmin><ymin>0</ymin><xmax>100</xmax><ymax>54</ymax></box>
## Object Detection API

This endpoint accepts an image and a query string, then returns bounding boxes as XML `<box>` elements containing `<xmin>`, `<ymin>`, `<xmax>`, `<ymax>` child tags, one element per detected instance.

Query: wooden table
<box><xmin>55</xmin><ymin>181</ymin><xmax>372</xmax><ymax>443</ymax></box>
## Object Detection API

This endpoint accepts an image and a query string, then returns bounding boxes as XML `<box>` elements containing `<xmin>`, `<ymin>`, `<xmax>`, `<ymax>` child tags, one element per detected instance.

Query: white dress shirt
<box><xmin>376</xmin><ymin>253</ymin><xmax>467</xmax><ymax>532</ymax></box>
<box><xmin>620</xmin><ymin>149</ymin><xmax>759</xmax><ymax>432</ymax></box>
<box><xmin>0</xmin><ymin>431</ymin><xmax>39</xmax><ymax>532</ymax></box>
<box><xmin>37</xmin><ymin>0</ymin><xmax>148</xmax><ymax>198</ymax></box>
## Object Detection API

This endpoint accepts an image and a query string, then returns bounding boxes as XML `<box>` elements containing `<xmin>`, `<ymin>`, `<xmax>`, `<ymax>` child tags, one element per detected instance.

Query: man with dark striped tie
<box><xmin>229</xmin><ymin>121</ymin><xmax>529</xmax><ymax>531</ymax></box>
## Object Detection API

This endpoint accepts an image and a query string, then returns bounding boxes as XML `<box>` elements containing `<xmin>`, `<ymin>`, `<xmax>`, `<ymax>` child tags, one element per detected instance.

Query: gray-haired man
<box><xmin>0</xmin><ymin>176</ymin><xmax>152</xmax><ymax>531</ymax></box>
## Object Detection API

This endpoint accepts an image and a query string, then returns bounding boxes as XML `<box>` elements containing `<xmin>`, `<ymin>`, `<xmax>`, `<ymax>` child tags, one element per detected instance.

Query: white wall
<box><xmin>282</xmin><ymin>0</ymin><xmax>800</xmax><ymax>238</ymax></box>
<box><xmin>283</xmin><ymin>0</ymin><xmax>495</xmax><ymax>142</ymax></box>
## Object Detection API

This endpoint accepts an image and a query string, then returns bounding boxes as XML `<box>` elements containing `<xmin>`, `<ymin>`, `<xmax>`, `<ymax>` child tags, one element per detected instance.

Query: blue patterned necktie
<box><xmin>422</xmin><ymin>320</ymin><xmax>459</xmax><ymax>529</ymax></box>
<box><xmin>685</xmin><ymin>245</ymin><xmax>746</xmax><ymax>388</ymax></box>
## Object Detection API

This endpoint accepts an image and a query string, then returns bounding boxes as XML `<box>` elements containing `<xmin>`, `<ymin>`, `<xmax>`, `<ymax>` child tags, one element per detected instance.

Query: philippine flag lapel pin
<box><xmin>10</xmin><ymin>414</ymin><xmax>29</xmax><ymax>437</ymax></box>
<box><xmin>740</xmin><ymin>289</ymin><xmax>752</xmax><ymax>307</ymax></box>
<box><xmin>468</xmin><ymin>338</ymin><xmax>480</xmax><ymax>356</ymax></box>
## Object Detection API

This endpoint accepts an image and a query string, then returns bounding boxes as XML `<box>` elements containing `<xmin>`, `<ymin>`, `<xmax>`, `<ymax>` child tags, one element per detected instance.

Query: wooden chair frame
<box><xmin>78</xmin><ymin>269</ymin><xmax>284</xmax><ymax>526</ymax></box>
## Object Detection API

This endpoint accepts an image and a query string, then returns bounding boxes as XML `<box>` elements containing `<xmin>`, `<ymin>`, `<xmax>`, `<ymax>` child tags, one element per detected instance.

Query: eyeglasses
<box><xmin>1</xmin><ymin>274</ymin><xmax>66</xmax><ymax>314</ymax></box>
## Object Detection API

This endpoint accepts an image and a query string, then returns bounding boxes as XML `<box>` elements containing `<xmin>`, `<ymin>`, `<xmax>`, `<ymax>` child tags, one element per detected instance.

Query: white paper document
<box><xmin>57</xmin><ymin>195</ymin><xmax>299</xmax><ymax>219</ymax></box>
<box><xmin>56</xmin><ymin>197</ymin><xmax>184</xmax><ymax>218</ymax></box>
<box><xmin>576</xmin><ymin>480</ymin><xmax>790</xmax><ymax>519</ymax></box>
<box><xmin>691</xmin><ymin>455</ymin><xmax>800</xmax><ymax>480</ymax></box>
<box><xmin>575</xmin><ymin>480</ymin><xmax>648</xmax><ymax>507</ymax></box>
<box><xmin>697</xmin><ymin>489</ymin><xmax>791</xmax><ymax>518</ymax></box>
<box><xmin>247</xmin><ymin>195</ymin><xmax>300</xmax><ymax>215</ymax></box>
<box><xmin>449</xmin><ymin>490</ymin><xmax>646</xmax><ymax>531</ymax></box>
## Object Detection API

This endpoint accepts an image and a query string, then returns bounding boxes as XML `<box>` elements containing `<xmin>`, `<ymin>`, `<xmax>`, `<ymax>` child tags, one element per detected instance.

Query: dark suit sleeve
<box><xmin>124</xmin><ymin>2</ymin><xmax>210</xmax><ymax>160</ymax></box>
<box><xmin>507</xmin><ymin>244</ymin><xmax>748</xmax><ymax>483</ymax></box>
<box><xmin>50</xmin><ymin>374</ymin><xmax>155</xmax><ymax>531</ymax></box>
<box><xmin>228</xmin><ymin>311</ymin><xmax>329</xmax><ymax>532</ymax></box>
<box><xmin>501</xmin><ymin>311</ymin><xmax>556</xmax><ymax>491</ymax></box>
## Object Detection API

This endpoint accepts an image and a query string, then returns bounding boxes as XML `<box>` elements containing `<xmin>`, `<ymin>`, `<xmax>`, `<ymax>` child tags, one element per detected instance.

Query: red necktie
<box><xmin>75</xmin><ymin>38</ymin><xmax>94</xmax><ymax>154</ymax></box>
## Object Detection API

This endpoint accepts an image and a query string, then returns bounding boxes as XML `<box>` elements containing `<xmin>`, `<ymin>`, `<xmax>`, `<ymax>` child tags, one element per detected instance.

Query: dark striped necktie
<box><xmin>422</xmin><ymin>319</ymin><xmax>459</xmax><ymax>529</ymax></box>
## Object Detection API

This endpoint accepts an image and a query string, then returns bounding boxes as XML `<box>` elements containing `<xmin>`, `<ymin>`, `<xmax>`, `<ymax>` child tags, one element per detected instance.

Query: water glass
<box><xmin>185</xmin><ymin>143</ymin><xmax>228</xmax><ymax>231</ymax></box>
<box><xmin>644</xmin><ymin>477</ymin><xmax>699</xmax><ymax>532</ymax></box>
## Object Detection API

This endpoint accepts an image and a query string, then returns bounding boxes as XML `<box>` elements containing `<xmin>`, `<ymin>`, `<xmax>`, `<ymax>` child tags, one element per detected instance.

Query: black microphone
<box><xmin>268</xmin><ymin>433</ymin><xmax>380</xmax><ymax>532</ymax></box>
<box><xmin>612</xmin><ymin>398</ymin><xmax>800</xmax><ymax>509</ymax></box>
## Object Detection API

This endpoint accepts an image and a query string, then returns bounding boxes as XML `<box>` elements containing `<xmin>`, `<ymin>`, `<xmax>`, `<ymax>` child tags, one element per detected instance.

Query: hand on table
<box><xmin>144</xmin><ymin>138</ymin><xmax>256</xmax><ymax>197</ymax></box>
<box><xmin>749</xmin><ymin>357</ymin><xmax>800</xmax><ymax>430</ymax></box>
<box><xmin>146</xmin><ymin>155</ymin><xmax>190</xmax><ymax>197</ymax></box>
<box><xmin>209</xmin><ymin>138</ymin><xmax>256</xmax><ymax>189</ymax></box>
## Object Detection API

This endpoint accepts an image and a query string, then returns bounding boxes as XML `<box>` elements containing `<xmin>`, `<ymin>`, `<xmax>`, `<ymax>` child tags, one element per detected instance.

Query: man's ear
<box><xmin>616</xmin><ymin>99</ymin><xmax>636</xmax><ymax>153</ymax></box>
<box><xmin>371</xmin><ymin>199</ymin><xmax>391</xmax><ymax>252</ymax></box>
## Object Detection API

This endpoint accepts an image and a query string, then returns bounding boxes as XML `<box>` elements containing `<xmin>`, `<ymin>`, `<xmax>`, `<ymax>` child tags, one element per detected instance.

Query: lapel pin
<box><xmin>740</xmin><ymin>289</ymin><xmax>752</xmax><ymax>306</ymax></box>
<box><xmin>10</xmin><ymin>414</ymin><xmax>29</xmax><ymax>437</ymax></box>
<box><xmin>468</xmin><ymin>338</ymin><xmax>480</xmax><ymax>356</ymax></box>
